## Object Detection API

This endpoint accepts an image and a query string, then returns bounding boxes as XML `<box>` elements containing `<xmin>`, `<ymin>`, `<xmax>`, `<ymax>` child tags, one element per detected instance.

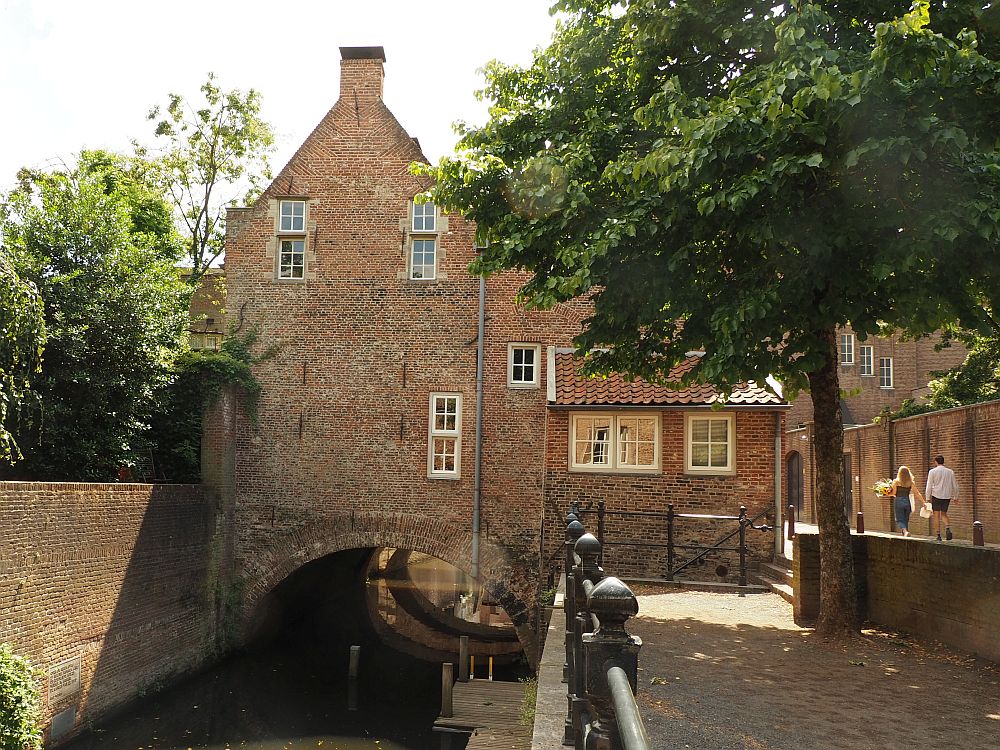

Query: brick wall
<box><xmin>0</xmin><ymin>481</ymin><xmax>224</xmax><ymax>744</ymax></box>
<box><xmin>789</xmin><ymin>400</ymin><xmax>1000</xmax><ymax>544</ymax></box>
<box><xmin>794</xmin><ymin>532</ymin><xmax>1000</xmax><ymax>663</ymax></box>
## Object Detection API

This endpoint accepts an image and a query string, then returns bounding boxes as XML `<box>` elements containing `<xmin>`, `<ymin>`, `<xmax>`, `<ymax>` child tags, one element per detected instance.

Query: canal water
<box><xmin>61</xmin><ymin>630</ymin><xmax>454</xmax><ymax>750</ymax></box>
<box><xmin>62</xmin><ymin>562</ymin><xmax>471</xmax><ymax>750</ymax></box>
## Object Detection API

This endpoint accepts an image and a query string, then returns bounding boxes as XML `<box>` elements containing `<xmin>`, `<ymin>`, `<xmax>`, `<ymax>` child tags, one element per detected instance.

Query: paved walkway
<box><xmin>632</xmin><ymin>590</ymin><xmax>1000</xmax><ymax>750</ymax></box>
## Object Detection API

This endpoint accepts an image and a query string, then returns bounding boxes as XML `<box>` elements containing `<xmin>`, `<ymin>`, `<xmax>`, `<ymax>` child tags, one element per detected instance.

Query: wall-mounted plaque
<box><xmin>48</xmin><ymin>656</ymin><xmax>82</xmax><ymax>705</ymax></box>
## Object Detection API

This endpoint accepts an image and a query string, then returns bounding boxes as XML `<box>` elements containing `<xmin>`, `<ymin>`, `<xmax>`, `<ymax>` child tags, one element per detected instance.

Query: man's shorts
<box><xmin>931</xmin><ymin>496</ymin><xmax>951</xmax><ymax>512</ymax></box>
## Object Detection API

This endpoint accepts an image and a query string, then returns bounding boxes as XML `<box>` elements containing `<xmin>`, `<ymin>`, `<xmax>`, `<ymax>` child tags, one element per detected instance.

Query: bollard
<box><xmin>974</xmin><ymin>520</ymin><xmax>985</xmax><ymax>547</ymax></box>
<box><xmin>458</xmin><ymin>636</ymin><xmax>469</xmax><ymax>682</ymax></box>
<box><xmin>856</xmin><ymin>511</ymin><xmax>865</xmax><ymax>534</ymax></box>
<box><xmin>787</xmin><ymin>504</ymin><xmax>796</xmax><ymax>540</ymax></box>
<box><xmin>470</xmin><ymin>654</ymin><xmax>475</xmax><ymax>680</ymax></box>
<box><xmin>488</xmin><ymin>656</ymin><xmax>493</xmax><ymax>681</ymax></box>
<box><xmin>348</xmin><ymin>645</ymin><xmax>361</xmax><ymax>679</ymax></box>
<box><xmin>441</xmin><ymin>663</ymin><xmax>454</xmax><ymax>718</ymax></box>
<box><xmin>597</xmin><ymin>500</ymin><xmax>607</xmax><ymax>566</ymax></box>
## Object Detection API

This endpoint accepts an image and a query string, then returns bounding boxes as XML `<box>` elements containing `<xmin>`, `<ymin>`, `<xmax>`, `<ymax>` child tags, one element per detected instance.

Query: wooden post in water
<box><xmin>470</xmin><ymin>654</ymin><xmax>476</xmax><ymax>680</ymax></box>
<box><xmin>441</xmin><ymin>663</ymin><xmax>454</xmax><ymax>718</ymax></box>
<box><xmin>349</xmin><ymin>645</ymin><xmax>361</xmax><ymax>678</ymax></box>
<box><xmin>488</xmin><ymin>656</ymin><xmax>493</xmax><ymax>681</ymax></box>
<box><xmin>458</xmin><ymin>636</ymin><xmax>469</xmax><ymax>682</ymax></box>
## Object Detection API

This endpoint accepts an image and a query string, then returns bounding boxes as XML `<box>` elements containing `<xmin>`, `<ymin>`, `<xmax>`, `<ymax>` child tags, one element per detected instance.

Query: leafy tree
<box><xmin>1</xmin><ymin>151</ymin><xmax>189</xmax><ymax>480</ymax></box>
<box><xmin>141</xmin><ymin>73</ymin><xmax>275</xmax><ymax>282</ymax></box>
<box><xmin>148</xmin><ymin>330</ymin><xmax>269</xmax><ymax>483</ymax></box>
<box><xmin>424</xmin><ymin>0</ymin><xmax>1000</xmax><ymax>634</ymax></box>
<box><xmin>0</xmin><ymin>247</ymin><xmax>44</xmax><ymax>463</ymax></box>
<box><xmin>0</xmin><ymin>643</ymin><xmax>42</xmax><ymax>750</ymax></box>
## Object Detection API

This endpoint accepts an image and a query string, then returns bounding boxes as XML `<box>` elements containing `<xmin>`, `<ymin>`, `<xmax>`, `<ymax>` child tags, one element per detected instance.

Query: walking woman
<box><xmin>891</xmin><ymin>466</ymin><xmax>925</xmax><ymax>537</ymax></box>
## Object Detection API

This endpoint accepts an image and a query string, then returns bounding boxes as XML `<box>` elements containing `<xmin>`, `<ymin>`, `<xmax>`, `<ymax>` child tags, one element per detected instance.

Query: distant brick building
<box><xmin>785</xmin><ymin>326</ymin><xmax>967</xmax><ymax>427</ymax></box>
<box><xmin>221</xmin><ymin>47</ymin><xmax>789</xmax><ymax>651</ymax></box>
<box><xmin>183</xmin><ymin>268</ymin><xmax>227</xmax><ymax>351</ymax></box>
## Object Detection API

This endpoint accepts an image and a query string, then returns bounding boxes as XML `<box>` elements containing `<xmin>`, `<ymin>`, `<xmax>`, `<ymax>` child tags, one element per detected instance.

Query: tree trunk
<box><xmin>808</xmin><ymin>327</ymin><xmax>860</xmax><ymax>635</ymax></box>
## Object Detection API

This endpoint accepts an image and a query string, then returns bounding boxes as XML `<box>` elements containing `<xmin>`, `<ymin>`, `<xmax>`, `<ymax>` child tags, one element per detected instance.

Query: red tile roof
<box><xmin>552</xmin><ymin>352</ymin><xmax>783</xmax><ymax>407</ymax></box>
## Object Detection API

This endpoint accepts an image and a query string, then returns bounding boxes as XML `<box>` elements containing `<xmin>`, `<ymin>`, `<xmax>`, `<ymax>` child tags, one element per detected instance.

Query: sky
<box><xmin>0</xmin><ymin>0</ymin><xmax>561</xmax><ymax>191</ymax></box>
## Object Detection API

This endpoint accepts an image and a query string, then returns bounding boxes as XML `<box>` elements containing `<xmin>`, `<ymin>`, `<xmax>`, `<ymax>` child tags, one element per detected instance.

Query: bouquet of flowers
<box><xmin>872</xmin><ymin>478</ymin><xmax>894</xmax><ymax>498</ymax></box>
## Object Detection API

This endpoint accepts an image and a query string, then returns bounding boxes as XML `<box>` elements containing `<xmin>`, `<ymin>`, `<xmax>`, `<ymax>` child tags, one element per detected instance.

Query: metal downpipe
<box><xmin>472</xmin><ymin>273</ymin><xmax>485</xmax><ymax>580</ymax></box>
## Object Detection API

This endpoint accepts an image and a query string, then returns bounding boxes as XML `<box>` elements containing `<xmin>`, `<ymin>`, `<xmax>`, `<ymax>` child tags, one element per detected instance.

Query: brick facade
<box><xmin>222</xmin><ymin>46</ymin><xmax>789</xmax><ymax>644</ymax></box>
<box><xmin>184</xmin><ymin>268</ymin><xmax>227</xmax><ymax>351</ymax></box>
<box><xmin>785</xmin><ymin>326</ymin><xmax>968</xmax><ymax>427</ymax></box>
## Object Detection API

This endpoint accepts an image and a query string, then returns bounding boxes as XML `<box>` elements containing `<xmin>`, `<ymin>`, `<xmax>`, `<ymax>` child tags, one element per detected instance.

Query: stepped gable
<box><xmin>552</xmin><ymin>352</ymin><xmax>782</xmax><ymax>406</ymax></box>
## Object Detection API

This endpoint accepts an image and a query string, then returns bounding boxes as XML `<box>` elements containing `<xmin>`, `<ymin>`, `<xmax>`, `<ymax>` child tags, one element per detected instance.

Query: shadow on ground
<box><xmin>632</xmin><ymin>592</ymin><xmax>1000</xmax><ymax>750</ymax></box>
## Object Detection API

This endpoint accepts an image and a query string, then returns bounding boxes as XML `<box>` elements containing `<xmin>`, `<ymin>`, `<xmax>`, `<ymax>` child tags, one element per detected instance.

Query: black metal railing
<box><xmin>572</xmin><ymin>500</ymin><xmax>773</xmax><ymax>586</ymax></box>
<box><xmin>563</xmin><ymin>510</ymin><xmax>650</xmax><ymax>750</ymax></box>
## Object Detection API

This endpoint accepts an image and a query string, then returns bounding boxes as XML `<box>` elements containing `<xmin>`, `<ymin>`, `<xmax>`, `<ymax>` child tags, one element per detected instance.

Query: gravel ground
<box><xmin>631</xmin><ymin>590</ymin><xmax>1000</xmax><ymax>750</ymax></box>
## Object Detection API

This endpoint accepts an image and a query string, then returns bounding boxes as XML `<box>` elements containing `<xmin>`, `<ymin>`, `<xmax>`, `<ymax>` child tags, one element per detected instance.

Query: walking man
<box><xmin>925</xmin><ymin>455</ymin><xmax>959</xmax><ymax>542</ymax></box>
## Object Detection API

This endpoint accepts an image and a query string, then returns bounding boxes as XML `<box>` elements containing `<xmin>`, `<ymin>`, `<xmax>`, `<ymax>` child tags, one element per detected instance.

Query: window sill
<box><xmin>879</xmin><ymin>386</ymin><xmax>895</xmax><ymax>390</ymax></box>
<box><xmin>508</xmin><ymin>383</ymin><xmax>541</xmax><ymax>390</ymax></box>
<box><xmin>683</xmin><ymin>470</ymin><xmax>737</xmax><ymax>478</ymax></box>
<box><xmin>273</xmin><ymin>277</ymin><xmax>306</xmax><ymax>284</ymax></box>
<box><xmin>427</xmin><ymin>473</ymin><xmax>462</xmax><ymax>481</ymax></box>
<box><xmin>568</xmin><ymin>467</ymin><xmax>661</xmax><ymax>476</ymax></box>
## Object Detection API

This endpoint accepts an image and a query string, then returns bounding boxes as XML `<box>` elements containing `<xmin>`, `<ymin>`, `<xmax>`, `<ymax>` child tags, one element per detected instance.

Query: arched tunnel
<box><xmin>247</xmin><ymin>547</ymin><xmax>525</xmax><ymax>672</ymax></box>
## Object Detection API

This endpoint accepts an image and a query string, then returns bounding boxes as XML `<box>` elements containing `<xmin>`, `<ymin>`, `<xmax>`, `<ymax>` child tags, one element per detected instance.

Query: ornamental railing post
<box><xmin>666</xmin><ymin>503</ymin><xmax>675</xmax><ymax>580</ymax></box>
<box><xmin>583</xmin><ymin>577</ymin><xmax>642</xmax><ymax>750</ymax></box>
<box><xmin>738</xmin><ymin>505</ymin><xmax>748</xmax><ymax>588</ymax></box>
<box><xmin>597</xmin><ymin>500</ymin><xmax>606</xmax><ymax>566</ymax></box>
<box><xmin>564</xmin><ymin>514</ymin><xmax>585</xmax><ymax>745</ymax></box>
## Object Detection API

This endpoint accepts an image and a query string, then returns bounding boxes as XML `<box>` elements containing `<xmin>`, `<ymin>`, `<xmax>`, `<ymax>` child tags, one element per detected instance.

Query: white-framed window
<box><xmin>859</xmin><ymin>345</ymin><xmax>874</xmax><ymax>376</ymax></box>
<box><xmin>205</xmin><ymin>335</ymin><xmax>220</xmax><ymax>351</ymax></box>
<box><xmin>570</xmin><ymin>413</ymin><xmax>660</xmax><ymax>473</ymax></box>
<box><xmin>685</xmin><ymin>413</ymin><xmax>735</xmax><ymax>474</ymax></box>
<box><xmin>508</xmin><ymin>344</ymin><xmax>540</xmax><ymax>388</ymax></box>
<box><xmin>412</xmin><ymin>201</ymin><xmax>436</xmax><ymax>232</ymax></box>
<box><xmin>839</xmin><ymin>333</ymin><xmax>854</xmax><ymax>365</ymax></box>
<box><xmin>278</xmin><ymin>239</ymin><xmax>306</xmax><ymax>279</ymax></box>
<box><xmin>428</xmin><ymin>393</ymin><xmax>462</xmax><ymax>478</ymax></box>
<box><xmin>879</xmin><ymin>357</ymin><xmax>894</xmax><ymax>388</ymax></box>
<box><xmin>279</xmin><ymin>200</ymin><xmax>306</xmax><ymax>232</ymax></box>
<box><xmin>410</xmin><ymin>238</ymin><xmax>436</xmax><ymax>280</ymax></box>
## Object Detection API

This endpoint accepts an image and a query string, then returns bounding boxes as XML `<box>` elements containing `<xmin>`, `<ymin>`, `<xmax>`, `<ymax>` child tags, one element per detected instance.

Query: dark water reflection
<box><xmin>62</xmin><ymin>630</ymin><xmax>455</xmax><ymax>750</ymax></box>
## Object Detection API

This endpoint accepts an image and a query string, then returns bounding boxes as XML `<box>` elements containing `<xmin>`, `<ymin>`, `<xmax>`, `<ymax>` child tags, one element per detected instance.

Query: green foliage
<box><xmin>141</xmin><ymin>73</ymin><xmax>275</xmax><ymax>282</ymax></box>
<box><xmin>424</xmin><ymin>0</ymin><xmax>1000</xmax><ymax>633</ymax></box>
<box><xmin>1</xmin><ymin>151</ymin><xmax>189</xmax><ymax>480</ymax></box>
<box><xmin>518</xmin><ymin>676</ymin><xmax>538</xmax><ymax>727</ymax></box>
<box><xmin>148</xmin><ymin>330</ymin><xmax>271</xmax><ymax>482</ymax></box>
<box><xmin>0</xmin><ymin>247</ymin><xmax>44</xmax><ymax>463</ymax></box>
<box><xmin>0</xmin><ymin>644</ymin><xmax>42</xmax><ymax>750</ymax></box>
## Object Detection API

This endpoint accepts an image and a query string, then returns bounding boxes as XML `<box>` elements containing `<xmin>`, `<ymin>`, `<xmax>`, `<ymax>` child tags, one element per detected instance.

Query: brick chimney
<box><xmin>339</xmin><ymin>46</ymin><xmax>385</xmax><ymax>103</ymax></box>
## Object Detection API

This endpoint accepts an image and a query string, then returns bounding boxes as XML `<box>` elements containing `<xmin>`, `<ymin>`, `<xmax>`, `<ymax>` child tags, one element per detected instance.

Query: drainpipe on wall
<box><xmin>774</xmin><ymin>412</ymin><xmax>783</xmax><ymax>558</ymax></box>
<box><xmin>471</xmin><ymin>272</ymin><xmax>485</xmax><ymax>581</ymax></box>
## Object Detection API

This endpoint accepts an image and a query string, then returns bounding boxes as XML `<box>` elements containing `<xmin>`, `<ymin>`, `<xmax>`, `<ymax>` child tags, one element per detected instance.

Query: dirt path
<box><xmin>631</xmin><ymin>590</ymin><xmax>1000</xmax><ymax>750</ymax></box>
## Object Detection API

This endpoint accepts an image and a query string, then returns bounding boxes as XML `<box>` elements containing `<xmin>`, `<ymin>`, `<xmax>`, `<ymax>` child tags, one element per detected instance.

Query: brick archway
<box><xmin>237</xmin><ymin>510</ymin><xmax>538</xmax><ymax>659</ymax></box>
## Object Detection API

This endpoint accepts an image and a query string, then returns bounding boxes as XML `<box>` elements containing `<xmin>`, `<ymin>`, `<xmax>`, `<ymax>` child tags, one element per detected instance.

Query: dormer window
<box><xmin>279</xmin><ymin>200</ymin><xmax>305</xmax><ymax>232</ymax></box>
<box><xmin>412</xmin><ymin>201</ymin><xmax>436</xmax><ymax>232</ymax></box>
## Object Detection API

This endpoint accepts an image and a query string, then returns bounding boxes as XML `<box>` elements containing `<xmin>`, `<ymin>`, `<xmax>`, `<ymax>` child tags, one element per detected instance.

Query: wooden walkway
<box><xmin>434</xmin><ymin>678</ymin><xmax>531</xmax><ymax>750</ymax></box>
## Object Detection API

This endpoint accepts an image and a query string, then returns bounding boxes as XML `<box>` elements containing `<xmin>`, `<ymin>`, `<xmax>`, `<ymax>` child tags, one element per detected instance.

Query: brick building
<box><xmin>221</xmin><ymin>46</ymin><xmax>789</xmax><ymax>650</ymax></box>
<box><xmin>183</xmin><ymin>268</ymin><xmax>227</xmax><ymax>351</ymax></box>
<box><xmin>785</xmin><ymin>326</ymin><xmax>968</xmax><ymax>427</ymax></box>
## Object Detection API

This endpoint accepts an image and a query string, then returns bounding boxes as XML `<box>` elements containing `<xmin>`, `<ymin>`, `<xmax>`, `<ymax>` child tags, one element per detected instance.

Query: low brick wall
<box><xmin>793</xmin><ymin>532</ymin><xmax>1000</xmax><ymax>663</ymax></box>
<box><xmin>0</xmin><ymin>481</ymin><xmax>225</xmax><ymax>744</ymax></box>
